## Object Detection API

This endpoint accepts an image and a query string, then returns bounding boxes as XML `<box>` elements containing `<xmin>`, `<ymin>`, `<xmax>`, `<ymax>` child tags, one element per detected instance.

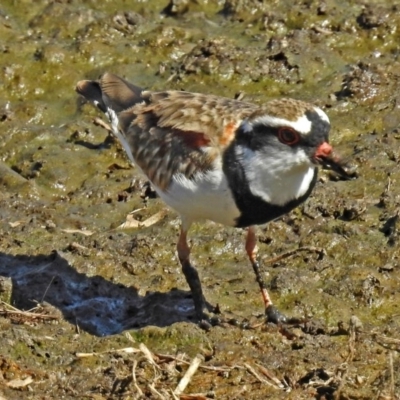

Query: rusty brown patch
<box><xmin>174</xmin><ymin>129</ymin><xmax>211</xmax><ymax>149</ymax></box>
<box><xmin>219</xmin><ymin>121</ymin><xmax>237</xmax><ymax>146</ymax></box>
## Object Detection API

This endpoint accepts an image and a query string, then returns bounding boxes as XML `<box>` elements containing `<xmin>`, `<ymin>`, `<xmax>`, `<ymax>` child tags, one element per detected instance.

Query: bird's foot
<box><xmin>197</xmin><ymin>307</ymin><xmax>223</xmax><ymax>331</ymax></box>
<box><xmin>189</xmin><ymin>297</ymin><xmax>223</xmax><ymax>330</ymax></box>
<box><xmin>265</xmin><ymin>304</ymin><xmax>304</xmax><ymax>325</ymax></box>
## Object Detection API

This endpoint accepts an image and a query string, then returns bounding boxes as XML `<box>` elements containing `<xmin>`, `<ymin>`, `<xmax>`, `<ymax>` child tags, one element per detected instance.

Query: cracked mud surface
<box><xmin>1</xmin><ymin>0</ymin><xmax>400</xmax><ymax>398</ymax></box>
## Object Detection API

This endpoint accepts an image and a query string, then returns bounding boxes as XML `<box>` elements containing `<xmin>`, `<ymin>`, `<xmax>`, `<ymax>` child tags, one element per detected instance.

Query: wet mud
<box><xmin>1</xmin><ymin>0</ymin><xmax>400</xmax><ymax>399</ymax></box>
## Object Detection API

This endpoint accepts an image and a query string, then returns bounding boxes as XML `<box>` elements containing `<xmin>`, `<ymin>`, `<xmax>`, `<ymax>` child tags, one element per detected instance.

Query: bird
<box><xmin>76</xmin><ymin>72</ymin><xmax>349</xmax><ymax>326</ymax></box>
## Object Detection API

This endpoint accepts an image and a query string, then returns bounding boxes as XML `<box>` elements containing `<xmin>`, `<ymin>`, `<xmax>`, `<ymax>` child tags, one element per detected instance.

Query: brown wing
<box><xmin>139</xmin><ymin>90</ymin><xmax>258</xmax><ymax>144</ymax></box>
<box><xmin>124</xmin><ymin>90</ymin><xmax>260</xmax><ymax>190</ymax></box>
<box><xmin>77</xmin><ymin>73</ymin><xmax>260</xmax><ymax>190</ymax></box>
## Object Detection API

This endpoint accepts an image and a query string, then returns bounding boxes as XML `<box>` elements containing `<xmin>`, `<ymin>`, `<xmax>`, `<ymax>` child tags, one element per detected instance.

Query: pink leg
<box><xmin>245</xmin><ymin>226</ymin><xmax>273</xmax><ymax>308</ymax></box>
<box><xmin>245</xmin><ymin>226</ymin><xmax>287</xmax><ymax>324</ymax></box>
<box><xmin>177</xmin><ymin>219</ymin><xmax>206</xmax><ymax>319</ymax></box>
<box><xmin>177</xmin><ymin>227</ymin><xmax>190</xmax><ymax>264</ymax></box>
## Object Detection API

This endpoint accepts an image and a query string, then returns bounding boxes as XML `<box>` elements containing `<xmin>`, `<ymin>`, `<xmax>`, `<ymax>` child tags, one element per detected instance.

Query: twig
<box><xmin>76</xmin><ymin>347</ymin><xmax>140</xmax><ymax>358</ymax></box>
<box><xmin>373</xmin><ymin>333</ymin><xmax>400</xmax><ymax>351</ymax></box>
<box><xmin>6</xmin><ymin>376</ymin><xmax>33</xmax><ymax>388</ymax></box>
<box><xmin>155</xmin><ymin>353</ymin><xmax>233</xmax><ymax>372</ymax></box>
<box><xmin>174</xmin><ymin>354</ymin><xmax>204</xmax><ymax>396</ymax></box>
<box><xmin>264</xmin><ymin>246</ymin><xmax>326</xmax><ymax>265</ymax></box>
<box><xmin>125</xmin><ymin>331</ymin><xmax>136</xmax><ymax>343</ymax></box>
<box><xmin>132</xmin><ymin>359</ymin><xmax>143</xmax><ymax>397</ymax></box>
<box><xmin>244</xmin><ymin>363</ymin><xmax>281</xmax><ymax>389</ymax></box>
<box><xmin>61</xmin><ymin>228</ymin><xmax>94</xmax><ymax>236</ymax></box>
<box><xmin>389</xmin><ymin>351</ymin><xmax>395</xmax><ymax>400</ymax></box>
<box><xmin>0</xmin><ymin>301</ymin><xmax>58</xmax><ymax>321</ymax></box>
<box><xmin>255</xmin><ymin>363</ymin><xmax>285</xmax><ymax>389</ymax></box>
<box><xmin>139</xmin><ymin>343</ymin><xmax>160</xmax><ymax>369</ymax></box>
<box><xmin>334</xmin><ymin>317</ymin><xmax>358</xmax><ymax>399</ymax></box>
<box><xmin>148</xmin><ymin>383</ymin><xmax>166</xmax><ymax>400</ymax></box>
<box><xmin>118</xmin><ymin>210</ymin><xmax>167</xmax><ymax>229</ymax></box>
<box><xmin>40</xmin><ymin>276</ymin><xmax>55</xmax><ymax>303</ymax></box>
<box><xmin>0</xmin><ymin>301</ymin><xmax>20</xmax><ymax>312</ymax></box>
<box><xmin>170</xmin><ymin>389</ymin><xmax>179</xmax><ymax>400</ymax></box>
<box><xmin>93</xmin><ymin>117</ymin><xmax>112</xmax><ymax>133</ymax></box>
<box><xmin>166</xmin><ymin>72</ymin><xmax>177</xmax><ymax>83</ymax></box>
<box><xmin>75</xmin><ymin>319</ymin><xmax>80</xmax><ymax>335</ymax></box>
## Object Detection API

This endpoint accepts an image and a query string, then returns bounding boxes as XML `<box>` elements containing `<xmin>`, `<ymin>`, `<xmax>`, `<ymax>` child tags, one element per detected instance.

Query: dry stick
<box><xmin>6</xmin><ymin>376</ymin><xmax>34</xmax><ymax>389</ymax></box>
<box><xmin>334</xmin><ymin>321</ymin><xmax>357</xmax><ymax>400</ymax></box>
<box><xmin>0</xmin><ymin>300</ymin><xmax>58</xmax><ymax>320</ymax></box>
<box><xmin>75</xmin><ymin>319</ymin><xmax>81</xmax><ymax>335</ymax></box>
<box><xmin>132</xmin><ymin>359</ymin><xmax>144</xmax><ymax>397</ymax></box>
<box><xmin>244</xmin><ymin>363</ymin><xmax>281</xmax><ymax>390</ymax></box>
<box><xmin>255</xmin><ymin>363</ymin><xmax>285</xmax><ymax>389</ymax></box>
<box><xmin>345</xmin><ymin>322</ymin><xmax>357</xmax><ymax>363</ymax></box>
<box><xmin>93</xmin><ymin>117</ymin><xmax>112</xmax><ymax>133</ymax></box>
<box><xmin>0</xmin><ymin>301</ymin><xmax>27</xmax><ymax>313</ymax></box>
<box><xmin>139</xmin><ymin>343</ymin><xmax>160</xmax><ymax>369</ymax></box>
<box><xmin>174</xmin><ymin>354</ymin><xmax>204</xmax><ymax>396</ymax></box>
<box><xmin>40</xmin><ymin>275</ymin><xmax>55</xmax><ymax>303</ymax></box>
<box><xmin>118</xmin><ymin>210</ymin><xmax>167</xmax><ymax>229</ymax></box>
<box><xmin>373</xmin><ymin>333</ymin><xmax>400</xmax><ymax>351</ymax></box>
<box><xmin>263</xmin><ymin>246</ymin><xmax>326</xmax><ymax>265</ymax></box>
<box><xmin>155</xmin><ymin>353</ymin><xmax>232</xmax><ymax>372</ymax></box>
<box><xmin>389</xmin><ymin>351</ymin><xmax>395</xmax><ymax>400</ymax></box>
<box><xmin>170</xmin><ymin>389</ymin><xmax>180</xmax><ymax>400</ymax></box>
<box><xmin>148</xmin><ymin>383</ymin><xmax>166</xmax><ymax>400</ymax></box>
<box><xmin>76</xmin><ymin>347</ymin><xmax>140</xmax><ymax>358</ymax></box>
<box><xmin>125</xmin><ymin>331</ymin><xmax>136</xmax><ymax>343</ymax></box>
<box><xmin>166</xmin><ymin>73</ymin><xmax>177</xmax><ymax>83</ymax></box>
<box><xmin>140</xmin><ymin>343</ymin><xmax>163</xmax><ymax>393</ymax></box>
<box><xmin>26</xmin><ymin>305</ymin><xmax>45</xmax><ymax>313</ymax></box>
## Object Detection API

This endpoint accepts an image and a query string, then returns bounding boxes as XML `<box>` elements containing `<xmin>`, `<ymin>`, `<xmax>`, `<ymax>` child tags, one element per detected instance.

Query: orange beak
<box><xmin>313</xmin><ymin>142</ymin><xmax>352</xmax><ymax>178</ymax></box>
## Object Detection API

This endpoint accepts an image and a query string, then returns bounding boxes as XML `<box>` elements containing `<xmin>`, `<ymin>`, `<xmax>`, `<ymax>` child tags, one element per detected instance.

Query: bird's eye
<box><xmin>277</xmin><ymin>127</ymin><xmax>300</xmax><ymax>146</ymax></box>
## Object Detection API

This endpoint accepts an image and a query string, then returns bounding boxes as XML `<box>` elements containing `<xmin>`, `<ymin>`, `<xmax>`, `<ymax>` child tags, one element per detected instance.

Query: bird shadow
<box><xmin>0</xmin><ymin>250</ymin><xmax>197</xmax><ymax>336</ymax></box>
<box><xmin>72</xmin><ymin>130</ymin><xmax>115</xmax><ymax>151</ymax></box>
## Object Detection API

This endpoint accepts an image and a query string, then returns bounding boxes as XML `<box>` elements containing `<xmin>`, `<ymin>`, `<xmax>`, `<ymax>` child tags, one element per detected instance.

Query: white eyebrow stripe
<box><xmin>252</xmin><ymin>107</ymin><xmax>329</xmax><ymax>135</ymax></box>
<box><xmin>313</xmin><ymin>106</ymin><xmax>330</xmax><ymax>123</ymax></box>
<box><xmin>251</xmin><ymin>114</ymin><xmax>312</xmax><ymax>135</ymax></box>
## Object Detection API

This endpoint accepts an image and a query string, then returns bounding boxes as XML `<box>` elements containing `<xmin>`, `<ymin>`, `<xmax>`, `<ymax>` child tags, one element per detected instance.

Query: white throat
<box><xmin>236</xmin><ymin>145</ymin><xmax>315</xmax><ymax>206</ymax></box>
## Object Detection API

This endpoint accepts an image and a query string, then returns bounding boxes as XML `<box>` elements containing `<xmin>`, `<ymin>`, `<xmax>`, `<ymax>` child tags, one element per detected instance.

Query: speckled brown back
<box><xmin>252</xmin><ymin>98</ymin><xmax>315</xmax><ymax>121</ymax></box>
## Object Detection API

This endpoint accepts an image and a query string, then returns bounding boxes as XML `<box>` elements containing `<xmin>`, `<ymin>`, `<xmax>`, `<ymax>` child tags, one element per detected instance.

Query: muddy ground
<box><xmin>1</xmin><ymin>0</ymin><xmax>400</xmax><ymax>399</ymax></box>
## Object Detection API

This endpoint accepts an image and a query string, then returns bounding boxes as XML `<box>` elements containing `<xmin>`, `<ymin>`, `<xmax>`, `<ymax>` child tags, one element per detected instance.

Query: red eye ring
<box><xmin>278</xmin><ymin>127</ymin><xmax>300</xmax><ymax>146</ymax></box>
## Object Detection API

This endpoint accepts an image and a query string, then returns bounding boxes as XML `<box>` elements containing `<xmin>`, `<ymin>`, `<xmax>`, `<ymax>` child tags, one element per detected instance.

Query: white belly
<box><xmin>157</xmin><ymin>169</ymin><xmax>241</xmax><ymax>226</ymax></box>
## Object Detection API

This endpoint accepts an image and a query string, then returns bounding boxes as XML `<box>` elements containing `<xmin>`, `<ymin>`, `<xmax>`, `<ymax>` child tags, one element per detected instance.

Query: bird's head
<box><xmin>237</xmin><ymin>98</ymin><xmax>349</xmax><ymax>177</ymax></box>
